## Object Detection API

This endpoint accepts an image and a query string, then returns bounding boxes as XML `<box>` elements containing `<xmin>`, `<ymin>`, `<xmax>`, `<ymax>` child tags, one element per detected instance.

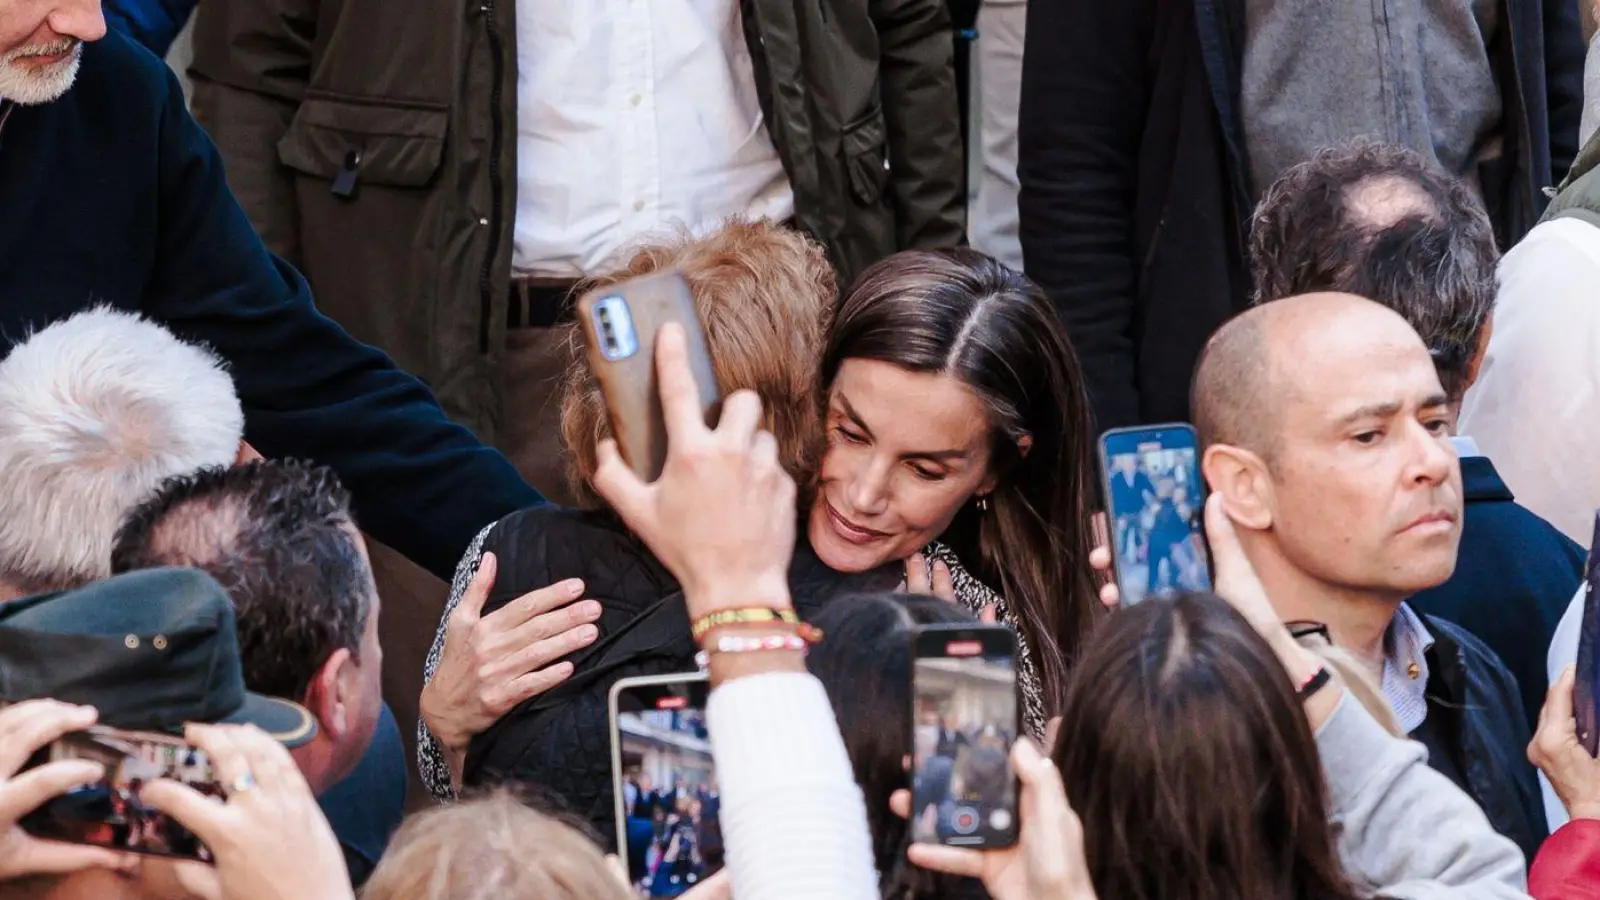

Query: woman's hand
<box><xmin>1528</xmin><ymin>666</ymin><xmax>1600</xmax><ymax>821</ymax></box>
<box><xmin>0</xmin><ymin>700</ymin><xmax>136</xmax><ymax>881</ymax></box>
<box><xmin>422</xmin><ymin>551</ymin><xmax>601</xmax><ymax>784</ymax></box>
<box><xmin>140</xmin><ymin>724</ymin><xmax>353</xmax><ymax>900</ymax></box>
<box><xmin>904</xmin><ymin>552</ymin><xmax>956</xmax><ymax>602</ymax></box>
<box><xmin>1089</xmin><ymin>512</ymin><xmax>1120</xmax><ymax>610</ymax></box>
<box><xmin>1204</xmin><ymin>495</ymin><xmax>1339</xmax><ymax>728</ymax></box>
<box><xmin>893</xmin><ymin>741</ymin><xmax>1098</xmax><ymax>900</ymax></box>
<box><xmin>592</xmin><ymin>324</ymin><xmax>796</xmax><ymax>619</ymax></box>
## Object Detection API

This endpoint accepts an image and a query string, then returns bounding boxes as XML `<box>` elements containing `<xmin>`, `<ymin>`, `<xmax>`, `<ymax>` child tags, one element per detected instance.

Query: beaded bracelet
<box><xmin>690</xmin><ymin>607</ymin><xmax>801</xmax><ymax>642</ymax></box>
<box><xmin>693</xmin><ymin>632</ymin><xmax>811</xmax><ymax>669</ymax></box>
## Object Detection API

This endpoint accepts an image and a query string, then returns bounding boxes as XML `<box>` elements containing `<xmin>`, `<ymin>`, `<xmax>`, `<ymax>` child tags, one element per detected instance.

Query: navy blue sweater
<box><xmin>0</xmin><ymin>32</ymin><xmax>541</xmax><ymax>580</ymax></box>
<box><xmin>1409</xmin><ymin>455</ymin><xmax>1583</xmax><ymax>733</ymax></box>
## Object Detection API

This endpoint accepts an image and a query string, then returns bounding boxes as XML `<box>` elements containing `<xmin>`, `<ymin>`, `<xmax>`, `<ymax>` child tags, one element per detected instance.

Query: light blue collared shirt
<box><xmin>1449</xmin><ymin>435</ymin><xmax>1482</xmax><ymax>460</ymax></box>
<box><xmin>1382</xmin><ymin>602</ymin><xmax>1436</xmax><ymax>734</ymax></box>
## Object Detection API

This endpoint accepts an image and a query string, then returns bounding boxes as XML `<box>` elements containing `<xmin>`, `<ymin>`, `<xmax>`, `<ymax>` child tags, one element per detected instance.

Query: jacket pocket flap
<box><xmin>842</xmin><ymin>111</ymin><xmax>889</xmax><ymax>204</ymax></box>
<box><xmin>277</xmin><ymin>94</ymin><xmax>448</xmax><ymax>188</ymax></box>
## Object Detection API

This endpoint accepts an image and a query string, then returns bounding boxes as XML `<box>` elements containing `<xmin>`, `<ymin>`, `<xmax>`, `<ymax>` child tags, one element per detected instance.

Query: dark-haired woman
<box><xmin>809</xmin><ymin>248</ymin><xmax>1103</xmax><ymax>736</ymax></box>
<box><xmin>419</xmin><ymin>243</ymin><xmax>1100</xmax><ymax>829</ymax></box>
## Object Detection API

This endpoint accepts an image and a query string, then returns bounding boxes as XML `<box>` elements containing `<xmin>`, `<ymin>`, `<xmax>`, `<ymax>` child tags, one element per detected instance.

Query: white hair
<box><xmin>0</xmin><ymin>308</ymin><xmax>244</xmax><ymax>593</ymax></box>
<box><xmin>0</xmin><ymin>39</ymin><xmax>82</xmax><ymax>107</ymax></box>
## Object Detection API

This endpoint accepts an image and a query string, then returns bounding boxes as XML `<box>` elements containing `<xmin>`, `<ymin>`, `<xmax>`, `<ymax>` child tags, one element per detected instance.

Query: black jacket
<box><xmin>462</xmin><ymin>506</ymin><xmax>901</xmax><ymax>844</ymax></box>
<box><xmin>0</xmin><ymin>32</ymin><xmax>540</xmax><ymax>581</ymax></box>
<box><xmin>1017</xmin><ymin>0</ymin><xmax>1587</xmax><ymax>430</ymax></box>
<box><xmin>1409</xmin><ymin>456</ymin><xmax>1584</xmax><ymax>733</ymax></box>
<box><xmin>1421</xmin><ymin>614</ymin><xmax>1549</xmax><ymax>863</ymax></box>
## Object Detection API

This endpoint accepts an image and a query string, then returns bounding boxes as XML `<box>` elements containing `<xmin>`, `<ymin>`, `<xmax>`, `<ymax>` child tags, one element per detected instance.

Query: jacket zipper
<box><xmin>479</xmin><ymin>0</ymin><xmax>507</xmax><ymax>353</ymax></box>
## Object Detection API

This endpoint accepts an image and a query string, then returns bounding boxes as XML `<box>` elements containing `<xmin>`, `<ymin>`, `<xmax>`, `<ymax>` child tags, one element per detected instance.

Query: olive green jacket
<box><xmin>187</xmin><ymin>0</ymin><xmax>964</xmax><ymax>442</ymax></box>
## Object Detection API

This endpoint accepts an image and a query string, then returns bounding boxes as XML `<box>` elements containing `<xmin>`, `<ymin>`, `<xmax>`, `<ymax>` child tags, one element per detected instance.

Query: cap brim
<box><xmin>222</xmin><ymin>693</ymin><xmax>318</xmax><ymax>749</ymax></box>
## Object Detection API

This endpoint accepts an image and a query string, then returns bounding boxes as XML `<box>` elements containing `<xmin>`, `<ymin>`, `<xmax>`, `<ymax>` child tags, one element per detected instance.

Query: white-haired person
<box><xmin>0</xmin><ymin>307</ymin><xmax>248</xmax><ymax>603</ymax></box>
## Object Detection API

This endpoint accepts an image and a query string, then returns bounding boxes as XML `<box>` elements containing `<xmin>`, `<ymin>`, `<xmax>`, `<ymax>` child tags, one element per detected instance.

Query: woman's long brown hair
<box><xmin>823</xmin><ymin>249</ymin><xmax>1103</xmax><ymax>711</ymax></box>
<box><xmin>1055</xmin><ymin>593</ymin><xmax>1364</xmax><ymax>900</ymax></box>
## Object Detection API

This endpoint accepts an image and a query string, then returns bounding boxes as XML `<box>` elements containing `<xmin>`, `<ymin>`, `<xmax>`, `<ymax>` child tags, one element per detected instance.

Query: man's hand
<box><xmin>1529</xmin><ymin>666</ymin><xmax>1600</xmax><ymax>821</ymax></box>
<box><xmin>893</xmin><ymin>741</ymin><xmax>1098</xmax><ymax>900</ymax></box>
<box><xmin>592</xmin><ymin>324</ymin><xmax>796</xmax><ymax>618</ymax></box>
<box><xmin>0</xmin><ymin>700</ymin><xmax>135</xmax><ymax>881</ymax></box>
<box><xmin>422</xmin><ymin>552</ymin><xmax>600</xmax><ymax>765</ymax></box>
<box><xmin>140</xmin><ymin>725</ymin><xmax>354</xmax><ymax>900</ymax></box>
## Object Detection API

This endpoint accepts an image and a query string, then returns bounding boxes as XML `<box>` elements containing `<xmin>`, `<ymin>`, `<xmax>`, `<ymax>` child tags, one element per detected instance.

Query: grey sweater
<box><xmin>1319</xmin><ymin>694</ymin><xmax>1531</xmax><ymax>899</ymax></box>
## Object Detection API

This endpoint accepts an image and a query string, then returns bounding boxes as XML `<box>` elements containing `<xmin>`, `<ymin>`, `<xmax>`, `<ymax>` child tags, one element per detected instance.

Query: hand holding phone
<box><xmin>590</xmin><ymin>323</ymin><xmax>795</xmax><ymax>618</ymax></box>
<box><xmin>610</xmin><ymin>673</ymin><xmax>721</xmax><ymax>898</ymax></box>
<box><xmin>577</xmin><ymin>272</ymin><xmax>721</xmax><ymax>484</ymax></box>
<box><xmin>0</xmin><ymin>700</ymin><xmax>134</xmax><ymax>881</ymax></box>
<box><xmin>1098</xmin><ymin>424</ymin><xmax>1212</xmax><ymax>607</ymax></box>
<box><xmin>139</xmin><ymin>723</ymin><xmax>354</xmax><ymax>900</ymax></box>
<box><xmin>911</xmin><ymin>624</ymin><xmax>1020</xmax><ymax>849</ymax></box>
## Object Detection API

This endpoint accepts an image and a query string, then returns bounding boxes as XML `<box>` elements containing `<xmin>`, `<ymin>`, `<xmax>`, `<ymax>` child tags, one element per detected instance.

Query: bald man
<box><xmin>1194</xmin><ymin>293</ymin><xmax>1547</xmax><ymax>863</ymax></box>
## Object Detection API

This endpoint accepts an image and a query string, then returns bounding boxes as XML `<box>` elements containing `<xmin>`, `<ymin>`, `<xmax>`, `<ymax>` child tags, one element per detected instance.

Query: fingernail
<box><xmin>577</xmin><ymin>625</ymin><xmax>599</xmax><ymax>642</ymax></box>
<box><xmin>578</xmin><ymin>600</ymin><xmax>602</xmax><ymax>619</ymax></box>
<box><xmin>564</xmin><ymin>579</ymin><xmax>584</xmax><ymax>597</ymax></box>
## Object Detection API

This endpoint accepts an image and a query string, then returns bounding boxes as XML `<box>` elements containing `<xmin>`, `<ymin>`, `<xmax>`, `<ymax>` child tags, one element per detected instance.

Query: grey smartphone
<box><xmin>575</xmin><ymin>272</ymin><xmax>721</xmax><ymax>482</ymax></box>
<box><xmin>609</xmin><ymin>672</ymin><xmax>721</xmax><ymax>898</ymax></box>
<box><xmin>1098</xmin><ymin>423</ymin><xmax>1212</xmax><ymax>608</ymax></box>
<box><xmin>910</xmin><ymin>624</ymin><xmax>1020</xmax><ymax>849</ymax></box>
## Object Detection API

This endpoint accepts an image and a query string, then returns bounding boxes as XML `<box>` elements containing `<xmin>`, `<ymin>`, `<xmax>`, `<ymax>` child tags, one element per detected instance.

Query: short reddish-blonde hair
<box><xmin>560</xmin><ymin>219</ymin><xmax>836</xmax><ymax>508</ymax></box>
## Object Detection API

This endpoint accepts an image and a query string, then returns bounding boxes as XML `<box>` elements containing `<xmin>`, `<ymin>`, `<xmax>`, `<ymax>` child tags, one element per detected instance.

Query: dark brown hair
<box><xmin>823</xmin><ymin>249</ymin><xmax>1103</xmax><ymax>712</ymax></box>
<box><xmin>1249</xmin><ymin>138</ymin><xmax>1497</xmax><ymax>401</ymax></box>
<box><xmin>1054</xmin><ymin>593</ymin><xmax>1363</xmax><ymax>900</ymax></box>
<box><xmin>561</xmin><ymin>219</ymin><xmax>836</xmax><ymax>508</ymax></box>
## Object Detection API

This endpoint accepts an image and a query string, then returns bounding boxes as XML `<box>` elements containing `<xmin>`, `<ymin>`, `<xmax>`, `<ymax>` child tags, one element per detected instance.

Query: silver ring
<box><xmin>229</xmin><ymin>771</ymin><xmax>256</xmax><ymax>795</ymax></box>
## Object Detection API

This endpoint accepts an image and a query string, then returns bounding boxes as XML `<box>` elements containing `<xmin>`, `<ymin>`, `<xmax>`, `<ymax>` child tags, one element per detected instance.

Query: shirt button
<box><xmin>1406</xmin><ymin>661</ymin><xmax>1421</xmax><ymax>680</ymax></box>
<box><xmin>631</xmin><ymin>94</ymin><xmax>642</xmax><ymax>107</ymax></box>
<box><xmin>633</xmin><ymin>200</ymin><xmax>645</xmax><ymax>212</ymax></box>
<box><xmin>478</xmin><ymin>217</ymin><xmax>489</xmax><ymax>227</ymax></box>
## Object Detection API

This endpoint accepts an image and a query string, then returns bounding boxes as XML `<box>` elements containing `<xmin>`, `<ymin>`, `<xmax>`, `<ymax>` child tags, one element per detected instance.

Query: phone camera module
<box><xmin>591</xmin><ymin>296</ymin><xmax>639</xmax><ymax>361</ymax></box>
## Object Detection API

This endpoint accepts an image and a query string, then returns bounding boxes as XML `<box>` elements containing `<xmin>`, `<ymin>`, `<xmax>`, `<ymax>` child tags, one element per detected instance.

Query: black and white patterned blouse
<box><xmin>416</xmin><ymin>528</ymin><xmax>1046</xmax><ymax>801</ymax></box>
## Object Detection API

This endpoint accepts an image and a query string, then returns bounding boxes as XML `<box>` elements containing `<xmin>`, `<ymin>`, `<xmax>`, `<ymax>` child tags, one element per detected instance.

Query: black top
<box><xmin>461</xmin><ymin>506</ymin><xmax>902</xmax><ymax>845</ymax></box>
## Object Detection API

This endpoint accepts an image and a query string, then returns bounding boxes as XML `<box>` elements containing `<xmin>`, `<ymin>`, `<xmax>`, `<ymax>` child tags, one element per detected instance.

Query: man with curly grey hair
<box><xmin>0</xmin><ymin>306</ymin><xmax>247</xmax><ymax>602</ymax></box>
<box><xmin>1246</xmin><ymin>139</ymin><xmax>1584</xmax><ymax>738</ymax></box>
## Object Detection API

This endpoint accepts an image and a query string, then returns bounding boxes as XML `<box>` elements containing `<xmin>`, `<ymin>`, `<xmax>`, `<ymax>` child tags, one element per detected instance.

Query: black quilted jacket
<box><xmin>460</xmin><ymin>505</ymin><xmax>901</xmax><ymax>846</ymax></box>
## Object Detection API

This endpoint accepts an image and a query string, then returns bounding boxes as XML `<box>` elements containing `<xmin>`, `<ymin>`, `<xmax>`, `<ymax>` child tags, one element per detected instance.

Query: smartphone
<box><xmin>1098</xmin><ymin>423</ymin><xmax>1212</xmax><ymax>608</ymax></box>
<box><xmin>910</xmin><ymin>624</ymin><xmax>1019</xmax><ymax>849</ymax></box>
<box><xmin>576</xmin><ymin>272</ymin><xmax>721</xmax><ymax>483</ymax></box>
<box><xmin>1575</xmin><ymin>512</ymin><xmax>1600</xmax><ymax>756</ymax></box>
<box><xmin>20</xmin><ymin>724</ymin><xmax>220</xmax><ymax>862</ymax></box>
<box><xmin>609</xmin><ymin>672</ymin><xmax>720</xmax><ymax>898</ymax></box>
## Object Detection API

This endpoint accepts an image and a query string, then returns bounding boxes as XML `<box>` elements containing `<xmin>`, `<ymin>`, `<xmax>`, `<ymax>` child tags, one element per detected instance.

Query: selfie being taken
<box><xmin>7</xmin><ymin>0</ymin><xmax>1600</xmax><ymax>897</ymax></box>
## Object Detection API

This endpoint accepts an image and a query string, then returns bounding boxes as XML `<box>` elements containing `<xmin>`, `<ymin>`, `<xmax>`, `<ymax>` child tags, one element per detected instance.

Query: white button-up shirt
<box><xmin>511</xmin><ymin>0</ymin><xmax>796</xmax><ymax>277</ymax></box>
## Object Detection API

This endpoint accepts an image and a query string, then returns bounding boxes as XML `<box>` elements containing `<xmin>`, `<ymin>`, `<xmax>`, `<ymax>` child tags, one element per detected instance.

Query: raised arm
<box><xmin>1017</xmin><ymin>0</ymin><xmax>1150</xmax><ymax>428</ymax></box>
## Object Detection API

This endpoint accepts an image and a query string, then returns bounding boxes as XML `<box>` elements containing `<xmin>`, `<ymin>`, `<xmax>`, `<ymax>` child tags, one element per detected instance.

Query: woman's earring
<box><xmin>976</xmin><ymin>495</ymin><xmax>990</xmax><ymax>513</ymax></box>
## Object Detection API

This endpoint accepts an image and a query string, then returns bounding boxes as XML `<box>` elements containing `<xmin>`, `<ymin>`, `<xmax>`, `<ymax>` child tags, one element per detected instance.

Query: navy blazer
<box><xmin>0</xmin><ymin>33</ymin><xmax>541</xmax><ymax>580</ymax></box>
<box><xmin>1409</xmin><ymin>455</ymin><xmax>1584</xmax><ymax>732</ymax></box>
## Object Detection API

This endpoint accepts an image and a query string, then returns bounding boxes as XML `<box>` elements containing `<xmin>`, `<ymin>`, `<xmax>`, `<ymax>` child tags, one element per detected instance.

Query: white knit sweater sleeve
<box><xmin>707</xmin><ymin>672</ymin><xmax>879</xmax><ymax>900</ymax></box>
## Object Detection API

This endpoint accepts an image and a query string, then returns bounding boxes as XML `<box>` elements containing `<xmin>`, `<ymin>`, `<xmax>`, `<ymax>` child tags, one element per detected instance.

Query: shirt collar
<box><xmin>1381</xmin><ymin>603</ymin><xmax>1436</xmax><ymax>734</ymax></box>
<box><xmin>1450</xmin><ymin>435</ymin><xmax>1483</xmax><ymax>459</ymax></box>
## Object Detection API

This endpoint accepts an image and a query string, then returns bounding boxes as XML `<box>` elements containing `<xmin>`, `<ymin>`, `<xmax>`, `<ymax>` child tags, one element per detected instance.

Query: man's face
<box><xmin>0</xmin><ymin>0</ymin><xmax>104</xmax><ymax>106</ymax></box>
<box><xmin>1262</xmin><ymin>315</ymin><xmax>1463</xmax><ymax>599</ymax></box>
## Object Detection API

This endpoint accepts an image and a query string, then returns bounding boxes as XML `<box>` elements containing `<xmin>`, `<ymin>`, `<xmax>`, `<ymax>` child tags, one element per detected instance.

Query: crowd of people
<box><xmin>6</xmin><ymin>0</ymin><xmax>1600</xmax><ymax>898</ymax></box>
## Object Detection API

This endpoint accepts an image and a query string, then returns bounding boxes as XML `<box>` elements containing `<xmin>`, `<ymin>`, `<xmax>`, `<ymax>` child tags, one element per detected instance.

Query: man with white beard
<box><xmin>0</xmin><ymin>0</ymin><xmax>550</xmax><ymax>774</ymax></box>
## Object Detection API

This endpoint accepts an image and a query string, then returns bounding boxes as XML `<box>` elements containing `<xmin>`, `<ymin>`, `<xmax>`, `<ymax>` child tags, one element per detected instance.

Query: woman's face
<box><xmin>808</xmin><ymin>358</ymin><xmax>998</xmax><ymax>573</ymax></box>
